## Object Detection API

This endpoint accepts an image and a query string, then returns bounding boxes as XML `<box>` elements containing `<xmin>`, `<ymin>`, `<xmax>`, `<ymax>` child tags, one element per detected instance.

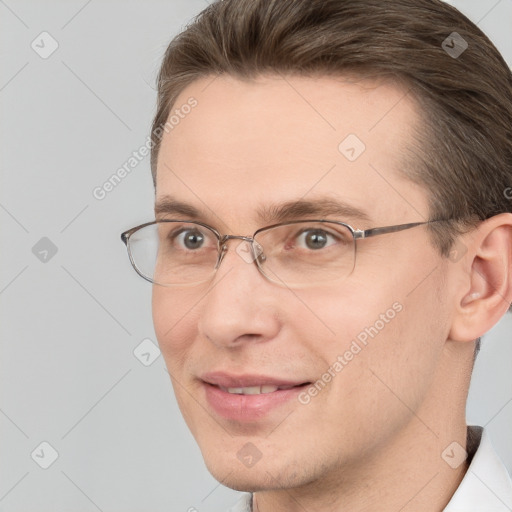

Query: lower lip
<box><xmin>203</xmin><ymin>382</ymin><xmax>309</xmax><ymax>422</ymax></box>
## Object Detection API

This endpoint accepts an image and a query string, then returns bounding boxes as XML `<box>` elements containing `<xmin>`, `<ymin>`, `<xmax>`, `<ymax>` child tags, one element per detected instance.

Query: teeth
<box><xmin>243</xmin><ymin>386</ymin><xmax>263</xmax><ymax>395</ymax></box>
<box><xmin>223</xmin><ymin>385</ymin><xmax>280</xmax><ymax>395</ymax></box>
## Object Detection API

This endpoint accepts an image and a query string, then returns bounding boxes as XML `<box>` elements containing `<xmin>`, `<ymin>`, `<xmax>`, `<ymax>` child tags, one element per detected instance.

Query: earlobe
<box><xmin>448</xmin><ymin>214</ymin><xmax>512</xmax><ymax>343</ymax></box>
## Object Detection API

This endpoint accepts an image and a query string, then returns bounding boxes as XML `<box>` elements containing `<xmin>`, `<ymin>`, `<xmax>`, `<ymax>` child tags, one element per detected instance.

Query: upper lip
<box><xmin>201</xmin><ymin>371</ymin><xmax>309</xmax><ymax>388</ymax></box>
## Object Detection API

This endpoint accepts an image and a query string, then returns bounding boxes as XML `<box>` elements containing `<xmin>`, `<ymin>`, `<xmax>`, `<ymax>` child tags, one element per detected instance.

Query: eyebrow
<box><xmin>154</xmin><ymin>195</ymin><xmax>372</xmax><ymax>225</ymax></box>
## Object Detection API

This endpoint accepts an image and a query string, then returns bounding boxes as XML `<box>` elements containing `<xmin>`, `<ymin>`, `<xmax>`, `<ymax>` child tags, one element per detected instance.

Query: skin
<box><xmin>152</xmin><ymin>74</ymin><xmax>512</xmax><ymax>512</ymax></box>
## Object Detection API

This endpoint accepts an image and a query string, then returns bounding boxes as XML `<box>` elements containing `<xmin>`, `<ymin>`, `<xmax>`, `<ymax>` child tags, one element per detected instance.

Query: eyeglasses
<box><xmin>121</xmin><ymin>218</ymin><xmax>448</xmax><ymax>288</ymax></box>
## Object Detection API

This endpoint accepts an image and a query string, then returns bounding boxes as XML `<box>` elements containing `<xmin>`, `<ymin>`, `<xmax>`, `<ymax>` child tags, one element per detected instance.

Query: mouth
<box><xmin>200</xmin><ymin>372</ymin><xmax>312</xmax><ymax>421</ymax></box>
<box><xmin>217</xmin><ymin>383</ymin><xmax>304</xmax><ymax>395</ymax></box>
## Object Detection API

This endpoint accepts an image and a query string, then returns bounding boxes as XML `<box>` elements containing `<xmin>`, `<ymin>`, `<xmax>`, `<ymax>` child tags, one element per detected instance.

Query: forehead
<box><xmin>155</xmin><ymin>74</ymin><xmax>429</xmax><ymax>231</ymax></box>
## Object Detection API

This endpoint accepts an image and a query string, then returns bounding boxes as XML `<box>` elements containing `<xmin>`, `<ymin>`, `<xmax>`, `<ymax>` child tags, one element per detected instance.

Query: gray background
<box><xmin>1</xmin><ymin>1</ymin><xmax>511</xmax><ymax>511</ymax></box>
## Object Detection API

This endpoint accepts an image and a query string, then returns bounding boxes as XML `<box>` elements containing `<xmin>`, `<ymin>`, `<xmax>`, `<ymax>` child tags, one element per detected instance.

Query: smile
<box><xmin>220</xmin><ymin>385</ymin><xmax>297</xmax><ymax>395</ymax></box>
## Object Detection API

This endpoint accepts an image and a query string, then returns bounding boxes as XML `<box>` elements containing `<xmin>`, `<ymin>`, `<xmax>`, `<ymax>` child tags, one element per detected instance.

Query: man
<box><xmin>121</xmin><ymin>0</ymin><xmax>512</xmax><ymax>510</ymax></box>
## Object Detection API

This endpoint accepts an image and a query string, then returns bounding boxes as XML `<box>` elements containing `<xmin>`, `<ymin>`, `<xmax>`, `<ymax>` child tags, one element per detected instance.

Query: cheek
<box><xmin>290</xmin><ymin>282</ymin><xmax>395</xmax><ymax>352</ymax></box>
<box><xmin>152</xmin><ymin>286</ymin><xmax>206</xmax><ymax>433</ymax></box>
<box><xmin>304</xmin><ymin>265</ymin><xmax>447</xmax><ymax>401</ymax></box>
<box><xmin>365</xmin><ymin>276</ymin><xmax>447</xmax><ymax>401</ymax></box>
<box><xmin>152</xmin><ymin>286</ymin><xmax>200</xmax><ymax>367</ymax></box>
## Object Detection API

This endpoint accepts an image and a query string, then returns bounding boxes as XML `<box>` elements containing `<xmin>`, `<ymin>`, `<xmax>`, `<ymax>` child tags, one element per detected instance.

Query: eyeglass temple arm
<box><xmin>353</xmin><ymin>221</ymin><xmax>436</xmax><ymax>240</ymax></box>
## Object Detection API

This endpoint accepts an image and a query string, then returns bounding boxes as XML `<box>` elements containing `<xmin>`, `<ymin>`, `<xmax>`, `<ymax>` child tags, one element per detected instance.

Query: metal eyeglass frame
<box><xmin>121</xmin><ymin>218</ymin><xmax>450</xmax><ymax>287</ymax></box>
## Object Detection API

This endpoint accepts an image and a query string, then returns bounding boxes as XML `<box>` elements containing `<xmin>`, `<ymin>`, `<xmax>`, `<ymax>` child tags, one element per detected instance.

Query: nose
<box><xmin>197</xmin><ymin>239</ymin><xmax>281</xmax><ymax>349</ymax></box>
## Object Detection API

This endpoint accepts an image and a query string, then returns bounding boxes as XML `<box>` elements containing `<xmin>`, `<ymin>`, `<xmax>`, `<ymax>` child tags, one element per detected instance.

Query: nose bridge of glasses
<box><xmin>215</xmin><ymin>234</ymin><xmax>262</xmax><ymax>270</ymax></box>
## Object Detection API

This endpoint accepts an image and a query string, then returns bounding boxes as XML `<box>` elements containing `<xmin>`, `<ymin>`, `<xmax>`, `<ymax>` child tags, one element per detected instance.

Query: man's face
<box><xmin>153</xmin><ymin>75</ymin><xmax>453</xmax><ymax>490</ymax></box>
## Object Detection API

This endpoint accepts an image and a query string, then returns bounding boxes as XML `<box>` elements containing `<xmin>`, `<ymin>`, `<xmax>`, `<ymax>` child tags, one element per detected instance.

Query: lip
<box><xmin>201</xmin><ymin>371</ymin><xmax>311</xmax><ymax>422</ymax></box>
<box><xmin>201</xmin><ymin>371</ymin><xmax>307</xmax><ymax>388</ymax></box>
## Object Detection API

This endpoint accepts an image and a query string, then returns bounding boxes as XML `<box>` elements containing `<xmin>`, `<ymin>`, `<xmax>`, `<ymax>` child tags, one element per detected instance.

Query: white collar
<box><xmin>443</xmin><ymin>426</ymin><xmax>512</xmax><ymax>511</ymax></box>
<box><xmin>228</xmin><ymin>426</ymin><xmax>512</xmax><ymax>512</ymax></box>
<box><xmin>226</xmin><ymin>492</ymin><xmax>252</xmax><ymax>512</ymax></box>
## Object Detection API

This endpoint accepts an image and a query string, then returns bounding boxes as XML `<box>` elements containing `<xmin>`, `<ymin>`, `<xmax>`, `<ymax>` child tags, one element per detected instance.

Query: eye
<box><xmin>163</xmin><ymin>224</ymin><xmax>216</xmax><ymax>251</ymax></box>
<box><xmin>295</xmin><ymin>228</ymin><xmax>338</xmax><ymax>250</ymax></box>
<box><xmin>175</xmin><ymin>228</ymin><xmax>205</xmax><ymax>250</ymax></box>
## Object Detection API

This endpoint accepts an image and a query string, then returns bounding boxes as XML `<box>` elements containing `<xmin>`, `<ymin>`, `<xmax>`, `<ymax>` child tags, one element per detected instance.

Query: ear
<box><xmin>449</xmin><ymin>213</ymin><xmax>512</xmax><ymax>343</ymax></box>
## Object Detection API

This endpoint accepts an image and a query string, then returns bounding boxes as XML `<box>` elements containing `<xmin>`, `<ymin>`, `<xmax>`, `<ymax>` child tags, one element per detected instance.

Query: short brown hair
<box><xmin>151</xmin><ymin>0</ymin><xmax>512</xmax><ymax>294</ymax></box>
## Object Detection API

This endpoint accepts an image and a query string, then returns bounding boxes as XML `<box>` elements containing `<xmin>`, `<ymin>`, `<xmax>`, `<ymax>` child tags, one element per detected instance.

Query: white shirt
<box><xmin>444</xmin><ymin>426</ymin><xmax>512</xmax><ymax>511</ymax></box>
<box><xmin>226</xmin><ymin>426</ymin><xmax>512</xmax><ymax>512</ymax></box>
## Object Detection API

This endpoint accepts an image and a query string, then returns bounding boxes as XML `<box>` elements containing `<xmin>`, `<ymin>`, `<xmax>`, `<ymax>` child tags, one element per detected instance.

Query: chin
<box><xmin>202</xmin><ymin>451</ymin><xmax>310</xmax><ymax>493</ymax></box>
<box><xmin>205</xmin><ymin>462</ymin><xmax>275</xmax><ymax>492</ymax></box>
